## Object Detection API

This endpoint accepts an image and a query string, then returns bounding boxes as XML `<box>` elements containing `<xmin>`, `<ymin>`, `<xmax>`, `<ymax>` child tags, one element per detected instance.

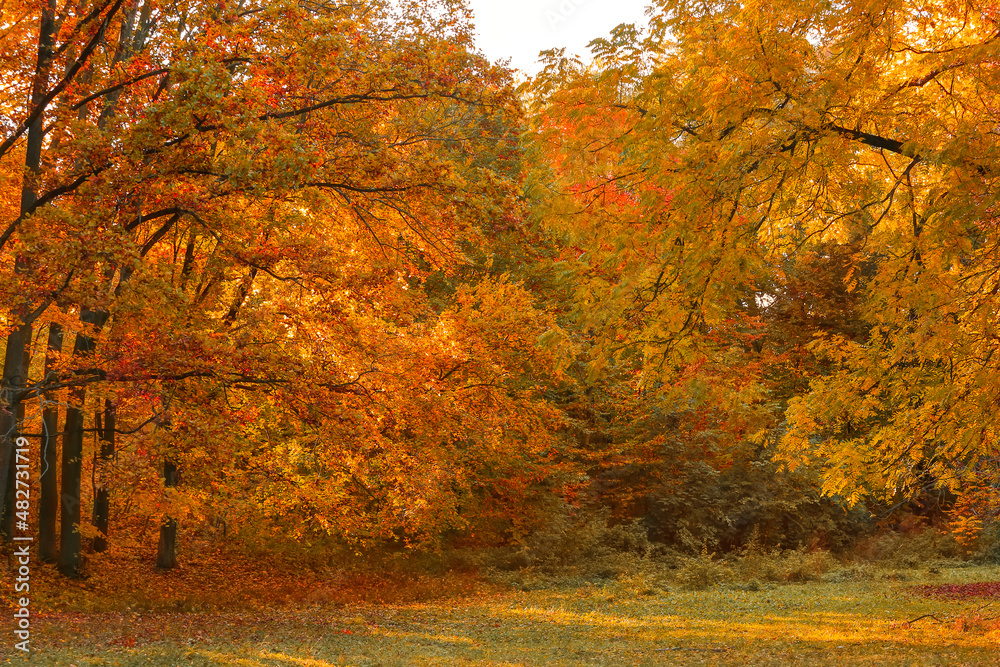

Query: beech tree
<box><xmin>0</xmin><ymin>0</ymin><xmax>565</xmax><ymax>574</ymax></box>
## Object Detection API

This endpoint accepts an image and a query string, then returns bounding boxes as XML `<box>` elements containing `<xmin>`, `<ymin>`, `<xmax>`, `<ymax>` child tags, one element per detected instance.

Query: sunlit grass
<box><xmin>6</xmin><ymin>564</ymin><xmax>1000</xmax><ymax>666</ymax></box>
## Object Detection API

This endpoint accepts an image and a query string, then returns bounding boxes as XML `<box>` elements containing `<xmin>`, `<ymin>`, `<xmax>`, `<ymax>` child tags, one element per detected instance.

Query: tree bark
<box><xmin>156</xmin><ymin>459</ymin><xmax>178</xmax><ymax>569</ymax></box>
<box><xmin>58</xmin><ymin>308</ymin><xmax>108</xmax><ymax>578</ymax></box>
<box><xmin>0</xmin><ymin>0</ymin><xmax>56</xmax><ymax>543</ymax></box>
<box><xmin>39</xmin><ymin>322</ymin><xmax>63</xmax><ymax>562</ymax></box>
<box><xmin>92</xmin><ymin>398</ymin><xmax>114</xmax><ymax>552</ymax></box>
<box><xmin>0</xmin><ymin>330</ymin><xmax>31</xmax><ymax>542</ymax></box>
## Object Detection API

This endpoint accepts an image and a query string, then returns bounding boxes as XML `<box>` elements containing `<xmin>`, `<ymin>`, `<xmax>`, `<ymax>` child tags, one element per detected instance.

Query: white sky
<box><xmin>465</xmin><ymin>0</ymin><xmax>653</xmax><ymax>77</ymax></box>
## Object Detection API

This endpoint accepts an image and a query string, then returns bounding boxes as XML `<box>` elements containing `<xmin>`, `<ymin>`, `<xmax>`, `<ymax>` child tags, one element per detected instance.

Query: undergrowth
<box><xmin>481</xmin><ymin>515</ymin><xmax>996</xmax><ymax>593</ymax></box>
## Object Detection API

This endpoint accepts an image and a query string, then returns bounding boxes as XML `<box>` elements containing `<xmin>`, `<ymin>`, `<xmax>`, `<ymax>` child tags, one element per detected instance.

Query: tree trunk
<box><xmin>58</xmin><ymin>308</ymin><xmax>108</xmax><ymax>578</ymax></box>
<box><xmin>0</xmin><ymin>0</ymin><xmax>56</xmax><ymax>544</ymax></box>
<box><xmin>39</xmin><ymin>322</ymin><xmax>63</xmax><ymax>562</ymax></box>
<box><xmin>58</xmin><ymin>393</ymin><xmax>85</xmax><ymax>576</ymax></box>
<box><xmin>156</xmin><ymin>459</ymin><xmax>178</xmax><ymax>569</ymax></box>
<box><xmin>0</xmin><ymin>316</ymin><xmax>33</xmax><ymax>544</ymax></box>
<box><xmin>92</xmin><ymin>398</ymin><xmax>114</xmax><ymax>552</ymax></box>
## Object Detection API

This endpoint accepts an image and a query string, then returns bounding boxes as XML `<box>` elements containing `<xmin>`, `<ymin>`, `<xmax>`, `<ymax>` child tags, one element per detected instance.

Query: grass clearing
<box><xmin>4</xmin><ymin>557</ymin><xmax>1000</xmax><ymax>666</ymax></box>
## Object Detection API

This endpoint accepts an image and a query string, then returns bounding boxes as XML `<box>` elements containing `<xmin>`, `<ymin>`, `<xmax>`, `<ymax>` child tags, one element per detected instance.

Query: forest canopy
<box><xmin>0</xmin><ymin>0</ymin><xmax>998</xmax><ymax>576</ymax></box>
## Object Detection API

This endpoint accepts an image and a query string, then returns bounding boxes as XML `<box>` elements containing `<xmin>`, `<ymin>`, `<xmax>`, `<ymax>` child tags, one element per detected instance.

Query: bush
<box><xmin>589</xmin><ymin>414</ymin><xmax>876</xmax><ymax>556</ymax></box>
<box><xmin>824</xmin><ymin>564</ymin><xmax>875</xmax><ymax>582</ymax></box>
<box><xmin>483</xmin><ymin>506</ymin><xmax>656</xmax><ymax>577</ymax></box>
<box><xmin>854</xmin><ymin>528</ymin><xmax>963</xmax><ymax>567</ymax></box>
<box><xmin>973</xmin><ymin>522</ymin><xmax>1000</xmax><ymax>564</ymax></box>
<box><xmin>725</xmin><ymin>527</ymin><xmax>838</xmax><ymax>583</ymax></box>
<box><xmin>675</xmin><ymin>547</ymin><xmax>730</xmax><ymax>590</ymax></box>
<box><xmin>729</xmin><ymin>548</ymin><xmax>837</xmax><ymax>583</ymax></box>
<box><xmin>780</xmin><ymin>548</ymin><xmax>839</xmax><ymax>582</ymax></box>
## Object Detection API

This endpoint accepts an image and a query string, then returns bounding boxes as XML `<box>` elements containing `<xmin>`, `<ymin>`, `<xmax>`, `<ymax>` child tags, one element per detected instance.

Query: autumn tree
<box><xmin>0</xmin><ymin>0</ymin><xmax>570</xmax><ymax>575</ymax></box>
<box><xmin>526</xmin><ymin>0</ymin><xmax>1000</xmax><ymax>540</ymax></box>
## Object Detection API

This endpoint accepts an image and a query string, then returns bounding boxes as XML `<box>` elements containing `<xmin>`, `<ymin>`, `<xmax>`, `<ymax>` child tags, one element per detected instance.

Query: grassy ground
<box><xmin>3</xmin><ymin>555</ymin><xmax>1000</xmax><ymax>666</ymax></box>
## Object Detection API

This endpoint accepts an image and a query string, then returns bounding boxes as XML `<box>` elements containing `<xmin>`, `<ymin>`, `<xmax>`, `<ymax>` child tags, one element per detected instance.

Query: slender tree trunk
<box><xmin>38</xmin><ymin>322</ymin><xmax>63</xmax><ymax>562</ymax></box>
<box><xmin>58</xmin><ymin>308</ymin><xmax>108</xmax><ymax>577</ymax></box>
<box><xmin>0</xmin><ymin>0</ymin><xmax>56</xmax><ymax>544</ymax></box>
<box><xmin>58</xmin><ymin>391</ymin><xmax>85</xmax><ymax>576</ymax></box>
<box><xmin>92</xmin><ymin>398</ymin><xmax>114</xmax><ymax>552</ymax></box>
<box><xmin>156</xmin><ymin>459</ymin><xmax>178</xmax><ymax>569</ymax></box>
<box><xmin>0</xmin><ymin>334</ymin><xmax>31</xmax><ymax>541</ymax></box>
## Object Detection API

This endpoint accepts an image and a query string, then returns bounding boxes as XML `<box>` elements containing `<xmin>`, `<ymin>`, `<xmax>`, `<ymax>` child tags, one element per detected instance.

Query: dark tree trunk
<box><xmin>58</xmin><ymin>308</ymin><xmax>108</xmax><ymax>578</ymax></box>
<box><xmin>58</xmin><ymin>393</ymin><xmax>85</xmax><ymax>576</ymax></box>
<box><xmin>0</xmin><ymin>330</ymin><xmax>30</xmax><ymax>541</ymax></box>
<box><xmin>156</xmin><ymin>459</ymin><xmax>178</xmax><ymax>569</ymax></box>
<box><xmin>39</xmin><ymin>322</ymin><xmax>63</xmax><ymax>562</ymax></box>
<box><xmin>0</xmin><ymin>0</ymin><xmax>56</xmax><ymax>544</ymax></box>
<box><xmin>92</xmin><ymin>398</ymin><xmax>114</xmax><ymax>552</ymax></box>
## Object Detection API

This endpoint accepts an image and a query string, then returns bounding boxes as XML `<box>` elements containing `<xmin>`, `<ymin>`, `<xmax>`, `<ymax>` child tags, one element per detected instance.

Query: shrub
<box><xmin>480</xmin><ymin>505</ymin><xmax>658</xmax><ymax>582</ymax></box>
<box><xmin>824</xmin><ymin>564</ymin><xmax>875</xmax><ymax>582</ymax></box>
<box><xmin>726</xmin><ymin>527</ymin><xmax>838</xmax><ymax>583</ymax></box>
<box><xmin>730</xmin><ymin>547</ymin><xmax>837</xmax><ymax>583</ymax></box>
<box><xmin>591</xmin><ymin>417</ymin><xmax>876</xmax><ymax>556</ymax></box>
<box><xmin>854</xmin><ymin>528</ymin><xmax>963</xmax><ymax>567</ymax></box>
<box><xmin>973</xmin><ymin>522</ymin><xmax>1000</xmax><ymax>564</ymax></box>
<box><xmin>675</xmin><ymin>547</ymin><xmax>730</xmax><ymax>590</ymax></box>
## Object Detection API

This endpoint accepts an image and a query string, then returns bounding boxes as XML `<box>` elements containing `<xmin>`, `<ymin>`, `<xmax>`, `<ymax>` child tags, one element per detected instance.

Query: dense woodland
<box><xmin>1</xmin><ymin>0</ymin><xmax>999</xmax><ymax>580</ymax></box>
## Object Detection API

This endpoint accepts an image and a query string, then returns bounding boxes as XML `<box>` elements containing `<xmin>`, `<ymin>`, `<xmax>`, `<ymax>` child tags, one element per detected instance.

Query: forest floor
<box><xmin>3</xmin><ymin>550</ymin><xmax>1000</xmax><ymax>666</ymax></box>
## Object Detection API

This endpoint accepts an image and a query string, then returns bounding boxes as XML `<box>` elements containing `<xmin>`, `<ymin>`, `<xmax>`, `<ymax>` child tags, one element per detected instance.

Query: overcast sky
<box><xmin>465</xmin><ymin>0</ymin><xmax>652</xmax><ymax>77</ymax></box>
